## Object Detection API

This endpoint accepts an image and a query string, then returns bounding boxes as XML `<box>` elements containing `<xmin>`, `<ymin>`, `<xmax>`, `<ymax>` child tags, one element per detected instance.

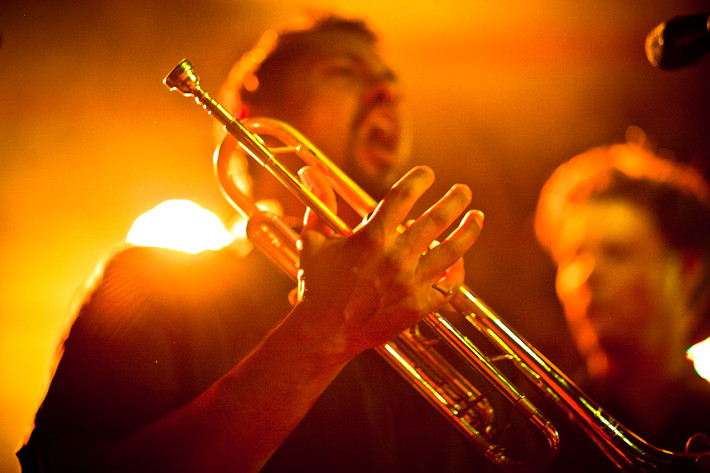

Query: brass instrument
<box><xmin>164</xmin><ymin>59</ymin><xmax>708</xmax><ymax>472</ymax></box>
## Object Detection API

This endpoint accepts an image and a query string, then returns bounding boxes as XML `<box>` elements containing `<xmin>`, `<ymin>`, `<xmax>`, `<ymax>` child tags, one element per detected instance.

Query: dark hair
<box><xmin>535</xmin><ymin>142</ymin><xmax>710</xmax><ymax>255</ymax></box>
<box><xmin>534</xmin><ymin>138</ymin><xmax>710</xmax><ymax>324</ymax></box>
<box><xmin>590</xmin><ymin>170</ymin><xmax>710</xmax><ymax>254</ymax></box>
<box><xmin>212</xmin><ymin>14</ymin><xmax>379</xmax><ymax>199</ymax></box>
<box><xmin>218</xmin><ymin>14</ymin><xmax>378</xmax><ymax>120</ymax></box>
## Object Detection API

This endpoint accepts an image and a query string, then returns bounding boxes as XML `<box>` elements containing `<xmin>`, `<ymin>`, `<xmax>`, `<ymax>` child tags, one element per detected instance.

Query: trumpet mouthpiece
<box><xmin>164</xmin><ymin>59</ymin><xmax>200</xmax><ymax>96</ymax></box>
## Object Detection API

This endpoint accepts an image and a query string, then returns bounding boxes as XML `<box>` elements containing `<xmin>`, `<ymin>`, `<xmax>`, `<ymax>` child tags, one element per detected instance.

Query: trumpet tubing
<box><xmin>164</xmin><ymin>59</ymin><xmax>707</xmax><ymax>472</ymax></box>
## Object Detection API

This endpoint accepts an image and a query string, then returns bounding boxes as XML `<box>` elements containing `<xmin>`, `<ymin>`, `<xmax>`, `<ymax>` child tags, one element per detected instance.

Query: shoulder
<box><xmin>73</xmin><ymin>245</ymin><xmax>292</xmax><ymax>338</ymax></box>
<box><xmin>63</xmin><ymin>246</ymin><xmax>248</xmax><ymax>346</ymax></box>
<box><xmin>92</xmin><ymin>245</ymin><xmax>251</xmax><ymax>307</ymax></box>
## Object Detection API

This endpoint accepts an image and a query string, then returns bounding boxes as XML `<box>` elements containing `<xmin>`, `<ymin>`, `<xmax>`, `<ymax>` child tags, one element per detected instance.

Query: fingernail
<box><xmin>452</xmin><ymin>183</ymin><xmax>472</xmax><ymax>200</ymax></box>
<box><xmin>471</xmin><ymin>209</ymin><xmax>484</xmax><ymax>227</ymax></box>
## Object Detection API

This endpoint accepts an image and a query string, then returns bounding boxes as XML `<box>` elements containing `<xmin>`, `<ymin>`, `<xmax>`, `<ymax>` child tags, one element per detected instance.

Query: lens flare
<box><xmin>126</xmin><ymin>199</ymin><xmax>233</xmax><ymax>253</ymax></box>
<box><xmin>687</xmin><ymin>337</ymin><xmax>710</xmax><ymax>384</ymax></box>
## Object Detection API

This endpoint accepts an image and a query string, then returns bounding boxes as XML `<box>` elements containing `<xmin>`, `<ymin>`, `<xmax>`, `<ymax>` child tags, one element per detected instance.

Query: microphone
<box><xmin>645</xmin><ymin>11</ymin><xmax>710</xmax><ymax>69</ymax></box>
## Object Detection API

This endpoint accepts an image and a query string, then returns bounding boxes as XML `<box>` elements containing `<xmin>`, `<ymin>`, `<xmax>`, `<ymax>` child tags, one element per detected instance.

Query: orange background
<box><xmin>2</xmin><ymin>1</ymin><xmax>709</xmax><ymax>471</ymax></box>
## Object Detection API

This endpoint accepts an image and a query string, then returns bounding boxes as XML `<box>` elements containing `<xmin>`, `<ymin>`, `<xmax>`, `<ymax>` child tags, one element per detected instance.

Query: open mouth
<box><xmin>359</xmin><ymin>110</ymin><xmax>401</xmax><ymax>170</ymax></box>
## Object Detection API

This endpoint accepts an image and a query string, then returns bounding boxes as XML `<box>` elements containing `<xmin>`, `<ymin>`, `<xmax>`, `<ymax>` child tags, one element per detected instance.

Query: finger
<box><xmin>367</xmin><ymin>166</ymin><xmax>435</xmax><ymax>234</ymax></box>
<box><xmin>297</xmin><ymin>228</ymin><xmax>328</xmax><ymax>290</ymax></box>
<box><xmin>435</xmin><ymin>258</ymin><xmax>465</xmax><ymax>288</ymax></box>
<box><xmin>300</xmin><ymin>166</ymin><xmax>337</xmax><ymax>235</ymax></box>
<box><xmin>401</xmin><ymin>183</ymin><xmax>472</xmax><ymax>256</ymax></box>
<box><xmin>431</xmin><ymin>258</ymin><xmax>465</xmax><ymax>298</ymax></box>
<box><xmin>419</xmin><ymin>209</ymin><xmax>484</xmax><ymax>282</ymax></box>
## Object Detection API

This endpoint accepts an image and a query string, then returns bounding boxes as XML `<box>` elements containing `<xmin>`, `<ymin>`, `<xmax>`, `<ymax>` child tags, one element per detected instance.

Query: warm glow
<box><xmin>687</xmin><ymin>337</ymin><xmax>710</xmax><ymax>384</ymax></box>
<box><xmin>126</xmin><ymin>200</ymin><xmax>233</xmax><ymax>253</ymax></box>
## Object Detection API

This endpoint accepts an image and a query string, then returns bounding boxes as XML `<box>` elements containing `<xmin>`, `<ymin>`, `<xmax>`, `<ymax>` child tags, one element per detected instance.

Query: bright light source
<box><xmin>126</xmin><ymin>200</ymin><xmax>233</xmax><ymax>254</ymax></box>
<box><xmin>687</xmin><ymin>337</ymin><xmax>710</xmax><ymax>384</ymax></box>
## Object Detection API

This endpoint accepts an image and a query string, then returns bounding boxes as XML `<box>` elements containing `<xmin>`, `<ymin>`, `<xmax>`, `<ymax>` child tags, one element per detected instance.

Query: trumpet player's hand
<box><xmin>96</xmin><ymin>166</ymin><xmax>483</xmax><ymax>473</ymax></box>
<box><xmin>294</xmin><ymin>165</ymin><xmax>484</xmax><ymax>360</ymax></box>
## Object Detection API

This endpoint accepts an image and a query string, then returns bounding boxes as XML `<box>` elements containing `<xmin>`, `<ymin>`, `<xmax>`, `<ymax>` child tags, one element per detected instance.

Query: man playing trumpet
<box><xmin>17</xmin><ymin>14</ymin><xmax>489</xmax><ymax>473</ymax></box>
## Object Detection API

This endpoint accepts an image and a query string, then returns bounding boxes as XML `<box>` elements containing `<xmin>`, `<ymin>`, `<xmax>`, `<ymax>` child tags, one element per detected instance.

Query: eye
<box><xmin>602</xmin><ymin>242</ymin><xmax>633</xmax><ymax>262</ymax></box>
<box><xmin>321</xmin><ymin>59</ymin><xmax>357</xmax><ymax>78</ymax></box>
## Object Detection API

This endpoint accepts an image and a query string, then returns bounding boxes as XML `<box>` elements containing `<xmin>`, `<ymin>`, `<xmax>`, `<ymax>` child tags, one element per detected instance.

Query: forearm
<box><xmin>65</xmin><ymin>166</ymin><xmax>481</xmax><ymax>473</ymax></box>
<box><xmin>90</xmin><ymin>304</ymin><xmax>351</xmax><ymax>473</ymax></box>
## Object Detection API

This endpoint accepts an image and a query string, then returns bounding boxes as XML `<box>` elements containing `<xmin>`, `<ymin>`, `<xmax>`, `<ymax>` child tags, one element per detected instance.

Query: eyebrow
<box><xmin>336</xmin><ymin>51</ymin><xmax>399</xmax><ymax>83</ymax></box>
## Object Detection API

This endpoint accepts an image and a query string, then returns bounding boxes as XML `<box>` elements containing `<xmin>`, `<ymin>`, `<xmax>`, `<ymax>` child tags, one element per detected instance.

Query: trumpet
<box><xmin>164</xmin><ymin>58</ymin><xmax>707</xmax><ymax>472</ymax></box>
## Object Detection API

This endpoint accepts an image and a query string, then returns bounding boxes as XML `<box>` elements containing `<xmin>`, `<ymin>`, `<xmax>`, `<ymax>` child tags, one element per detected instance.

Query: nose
<box><xmin>363</xmin><ymin>68</ymin><xmax>400</xmax><ymax>106</ymax></box>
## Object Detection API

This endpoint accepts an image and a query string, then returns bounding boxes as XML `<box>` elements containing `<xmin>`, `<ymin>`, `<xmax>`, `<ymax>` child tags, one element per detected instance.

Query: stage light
<box><xmin>126</xmin><ymin>199</ymin><xmax>233</xmax><ymax>253</ymax></box>
<box><xmin>687</xmin><ymin>337</ymin><xmax>710</xmax><ymax>383</ymax></box>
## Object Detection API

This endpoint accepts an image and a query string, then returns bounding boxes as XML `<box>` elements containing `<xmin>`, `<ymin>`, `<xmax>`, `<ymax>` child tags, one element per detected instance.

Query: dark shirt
<box><xmin>20</xmin><ymin>245</ymin><xmax>710</xmax><ymax>472</ymax></box>
<box><xmin>17</xmin><ymin>245</ymin><xmax>491</xmax><ymax>472</ymax></box>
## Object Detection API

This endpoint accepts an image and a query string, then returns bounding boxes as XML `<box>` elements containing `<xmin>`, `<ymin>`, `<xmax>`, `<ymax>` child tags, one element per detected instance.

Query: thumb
<box><xmin>299</xmin><ymin>166</ymin><xmax>337</xmax><ymax>235</ymax></box>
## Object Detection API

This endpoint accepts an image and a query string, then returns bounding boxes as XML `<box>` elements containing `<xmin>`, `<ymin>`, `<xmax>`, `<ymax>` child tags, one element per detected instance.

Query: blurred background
<box><xmin>1</xmin><ymin>0</ymin><xmax>709</xmax><ymax>471</ymax></box>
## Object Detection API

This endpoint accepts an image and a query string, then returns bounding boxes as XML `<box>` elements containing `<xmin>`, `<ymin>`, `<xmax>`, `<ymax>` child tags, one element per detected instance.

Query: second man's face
<box><xmin>554</xmin><ymin>199</ymin><xmax>689</xmax><ymax>373</ymax></box>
